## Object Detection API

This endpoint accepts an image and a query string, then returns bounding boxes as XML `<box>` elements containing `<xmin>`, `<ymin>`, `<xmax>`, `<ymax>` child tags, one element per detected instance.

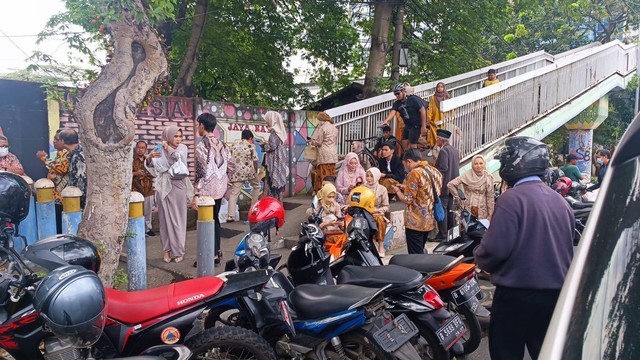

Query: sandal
<box><xmin>226</xmin><ymin>217</ymin><xmax>235</xmax><ymax>223</ymax></box>
<box><xmin>163</xmin><ymin>252</ymin><xmax>171</xmax><ymax>263</ymax></box>
<box><xmin>174</xmin><ymin>256</ymin><xmax>184</xmax><ymax>263</ymax></box>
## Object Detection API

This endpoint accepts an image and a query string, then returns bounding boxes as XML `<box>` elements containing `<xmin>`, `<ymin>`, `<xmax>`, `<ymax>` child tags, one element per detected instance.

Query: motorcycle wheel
<box><xmin>408</xmin><ymin>315</ymin><xmax>449</xmax><ymax>360</ymax></box>
<box><xmin>185</xmin><ymin>326</ymin><xmax>277</xmax><ymax>360</ymax></box>
<box><xmin>451</xmin><ymin>303</ymin><xmax>482</xmax><ymax>355</ymax></box>
<box><xmin>338</xmin><ymin>330</ymin><xmax>394</xmax><ymax>360</ymax></box>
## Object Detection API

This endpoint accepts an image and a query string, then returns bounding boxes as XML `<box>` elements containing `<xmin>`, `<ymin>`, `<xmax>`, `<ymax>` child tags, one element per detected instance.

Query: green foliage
<box><xmin>113</xmin><ymin>268</ymin><xmax>128</xmax><ymax>289</ymax></box>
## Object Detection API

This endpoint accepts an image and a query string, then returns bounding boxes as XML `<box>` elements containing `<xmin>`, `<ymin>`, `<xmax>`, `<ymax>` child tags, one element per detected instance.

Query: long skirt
<box><xmin>379</xmin><ymin>178</ymin><xmax>400</xmax><ymax>195</ymax></box>
<box><xmin>157</xmin><ymin>179</ymin><xmax>187</xmax><ymax>257</ymax></box>
<box><xmin>312</xmin><ymin>163</ymin><xmax>336</xmax><ymax>191</ymax></box>
<box><xmin>373</xmin><ymin>214</ymin><xmax>387</xmax><ymax>244</ymax></box>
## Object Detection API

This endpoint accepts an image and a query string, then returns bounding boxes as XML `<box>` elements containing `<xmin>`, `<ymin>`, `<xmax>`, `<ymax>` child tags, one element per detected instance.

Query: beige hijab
<box><xmin>366</xmin><ymin>167</ymin><xmax>381</xmax><ymax>193</ymax></box>
<box><xmin>460</xmin><ymin>155</ymin><xmax>492</xmax><ymax>188</ymax></box>
<box><xmin>265</xmin><ymin>111</ymin><xmax>287</xmax><ymax>143</ymax></box>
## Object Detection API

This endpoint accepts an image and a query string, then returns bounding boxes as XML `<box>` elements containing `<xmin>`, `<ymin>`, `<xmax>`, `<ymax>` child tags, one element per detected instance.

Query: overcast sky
<box><xmin>0</xmin><ymin>0</ymin><xmax>84</xmax><ymax>74</ymax></box>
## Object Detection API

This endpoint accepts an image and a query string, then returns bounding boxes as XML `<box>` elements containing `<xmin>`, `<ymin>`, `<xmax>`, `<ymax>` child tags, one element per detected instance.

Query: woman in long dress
<box><xmin>447</xmin><ymin>155</ymin><xmax>494</xmax><ymax>220</ymax></box>
<box><xmin>146</xmin><ymin>126</ymin><xmax>194</xmax><ymax>263</ymax></box>
<box><xmin>309</xmin><ymin>111</ymin><xmax>338</xmax><ymax>192</ymax></box>
<box><xmin>365</xmin><ymin>167</ymin><xmax>389</xmax><ymax>256</ymax></box>
<box><xmin>261</xmin><ymin>111</ymin><xmax>288</xmax><ymax>201</ymax></box>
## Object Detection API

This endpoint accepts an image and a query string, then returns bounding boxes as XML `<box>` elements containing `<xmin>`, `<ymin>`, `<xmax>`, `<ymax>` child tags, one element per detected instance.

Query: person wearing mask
<box><xmin>309</xmin><ymin>111</ymin><xmax>338</xmax><ymax>192</ymax></box>
<box><xmin>377</xmin><ymin>143</ymin><xmax>405</xmax><ymax>200</ymax></box>
<box><xmin>58</xmin><ymin>129</ymin><xmax>86</xmax><ymax>209</ymax></box>
<box><xmin>36</xmin><ymin>129</ymin><xmax>69</xmax><ymax>233</ymax></box>
<box><xmin>434</xmin><ymin>129</ymin><xmax>460</xmax><ymax>241</ymax></box>
<box><xmin>261</xmin><ymin>111</ymin><xmax>288</xmax><ymax>201</ymax></box>
<box><xmin>427</xmin><ymin>82</ymin><xmax>450</xmax><ymax>147</ymax></box>
<box><xmin>391</xmin><ymin>149</ymin><xmax>442</xmax><ymax>254</ymax></box>
<box><xmin>132</xmin><ymin>140</ymin><xmax>156</xmax><ymax>236</ymax></box>
<box><xmin>382</xmin><ymin>83</ymin><xmax>427</xmax><ymax>150</ymax></box>
<box><xmin>483</xmin><ymin>69</ymin><xmax>500</xmax><ymax>87</ymax></box>
<box><xmin>192</xmin><ymin>113</ymin><xmax>230</xmax><ymax>265</ymax></box>
<box><xmin>447</xmin><ymin>155</ymin><xmax>495</xmax><ymax>220</ymax></box>
<box><xmin>0</xmin><ymin>135</ymin><xmax>25</xmax><ymax>175</ymax></box>
<box><xmin>228</xmin><ymin>130</ymin><xmax>261</xmax><ymax>222</ymax></box>
<box><xmin>560</xmin><ymin>153</ymin><xmax>582</xmax><ymax>183</ymax></box>
<box><xmin>588</xmin><ymin>149</ymin><xmax>610</xmax><ymax>191</ymax></box>
<box><xmin>365</xmin><ymin>167</ymin><xmax>389</xmax><ymax>257</ymax></box>
<box><xmin>146</xmin><ymin>126</ymin><xmax>194</xmax><ymax>264</ymax></box>
<box><xmin>474</xmin><ymin>136</ymin><xmax>574</xmax><ymax>360</ymax></box>
<box><xmin>336</xmin><ymin>152</ymin><xmax>366</xmax><ymax>198</ymax></box>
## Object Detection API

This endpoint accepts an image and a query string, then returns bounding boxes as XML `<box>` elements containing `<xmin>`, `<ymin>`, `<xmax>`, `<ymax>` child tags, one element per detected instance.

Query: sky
<box><xmin>0</xmin><ymin>0</ymin><xmax>86</xmax><ymax>74</ymax></box>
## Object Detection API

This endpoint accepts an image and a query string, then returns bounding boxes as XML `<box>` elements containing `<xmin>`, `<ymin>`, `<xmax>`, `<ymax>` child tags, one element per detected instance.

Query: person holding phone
<box><xmin>336</xmin><ymin>152</ymin><xmax>366</xmax><ymax>197</ymax></box>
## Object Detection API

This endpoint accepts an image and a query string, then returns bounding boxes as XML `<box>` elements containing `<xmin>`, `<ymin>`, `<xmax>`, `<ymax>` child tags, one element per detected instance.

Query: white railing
<box><xmin>326</xmin><ymin>41</ymin><xmax>635</xmax><ymax>156</ymax></box>
<box><xmin>440</xmin><ymin>40</ymin><xmax>637</xmax><ymax>160</ymax></box>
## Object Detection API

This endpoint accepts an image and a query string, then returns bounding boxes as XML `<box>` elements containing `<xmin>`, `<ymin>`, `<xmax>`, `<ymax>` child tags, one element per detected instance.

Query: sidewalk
<box><xmin>118</xmin><ymin>195</ymin><xmax>445</xmax><ymax>289</ymax></box>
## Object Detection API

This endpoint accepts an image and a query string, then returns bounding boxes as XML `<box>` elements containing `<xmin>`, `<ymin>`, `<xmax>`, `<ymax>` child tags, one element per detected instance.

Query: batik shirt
<box><xmin>0</xmin><ymin>153</ymin><xmax>24</xmax><ymax>174</ymax></box>
<box><xmin>229</xmin><ymin>140</ymin><xmax>258</xmax><ymax>183</ymax></box>
<box><xmin>68</xmin><ymin>145</ymin><xmax>87</xmax><ymax>208</ymax></box>
<box><xmin>40</xmin><ymin>149</ymin><xmax>69</xmax><ymax>202</ymax></box>
<box><xmin>403</xmin><ymin>161</ymin><xmax>442</xmax><ymax>232</ymax></box>
<box><xmin>132</xmin><ymin>155</ymin><xmax>155</xmax><ymax>197</ymax></box>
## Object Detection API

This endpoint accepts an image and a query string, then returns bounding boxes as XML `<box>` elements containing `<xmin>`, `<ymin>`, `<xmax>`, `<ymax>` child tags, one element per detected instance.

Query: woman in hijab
<box><xmin>261</xmin><ymin>111</ymin><xmax>288</xmax><ymax>201</ymax></box>
<box><xmin>365</xmin><ymin>167</ymin><xmax>390</xmax><ymax>256</ymax></box>
<box><xmin>309</xmin><ymin>111</ymin><xmax>338</xmax><ymax>192</ymax></box>
<box><xmin>447</xmin><ymin>155</ymin><xmax>494</xmax><ymax>220</ymax></box>
<box><xmin>427</xmin><ymin>82</ymin><xmax>450</xmax><ymax>148</ymax></box>
<box><xmin>146</xmin><ymin>126</ymin><xmax>194</xmax><ymax>263</ymax></box>
<box><xmin>316</xmin><ymin>182</ymin><xmax>343</xmax><ymax>231</ymax></box>
<box><xmin>336</xmin><ymin>152</ymin><xmax>366</xmax><ymax>197</ymax></box>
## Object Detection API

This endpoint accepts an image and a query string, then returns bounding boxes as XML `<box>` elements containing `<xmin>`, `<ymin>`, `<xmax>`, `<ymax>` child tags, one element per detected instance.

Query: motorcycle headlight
<box><xmin>247</xmin><ymin>233</ymin><xmax>269</xmax><ymax>259</ymax></box>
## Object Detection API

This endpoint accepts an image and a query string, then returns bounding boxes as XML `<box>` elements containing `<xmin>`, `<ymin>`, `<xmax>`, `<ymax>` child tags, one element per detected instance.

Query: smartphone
<box><xmin>155</xmin><ymin>142</ymin><xmax>163</xmax><ymax>153</ymax></box>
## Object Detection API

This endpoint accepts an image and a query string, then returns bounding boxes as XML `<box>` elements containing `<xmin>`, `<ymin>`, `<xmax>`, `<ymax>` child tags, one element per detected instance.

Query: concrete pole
<box><xmin>390</xmin><ymin>3</ymin><xmax>405</xmax><ymax>82</ymax></box>
<box><xmin>61</xmin><ymin>186</ymin><xmax>82</xmax><ymax>235</ymax></box>
<box><xmin>127</xmin><ymin>191</ymin><xmax>147</xmax><ymax>291</ymax></box>
<box><xmin>34</xmin><ymin>178</ymin><xmax>56</xmax><ymax>240</ymax></box>
<box><xmin>196</xmin><ymin>196</ymin><xmax>216</xmax><ymax>277</ymax></box>
<box><xmin>635</xmin><ymin>23</ymin><xmax>639</xmax><ymax>115</ymax></box>
<box><xmin>18</xmin><ymin>175</ymin><xmax>38</xmax><ymax>249</ymax></box>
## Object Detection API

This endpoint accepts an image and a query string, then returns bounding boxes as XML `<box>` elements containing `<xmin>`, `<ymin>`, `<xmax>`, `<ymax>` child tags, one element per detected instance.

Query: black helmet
<box><xmin>495</xmin><ymin>136</ymin><xmax>550</xmax><ymax>185</ymax></box>
<box><xmin>33</xmin><ymin>265</ymin><xmax>107</xmax><ymax>347</ymax></box>
<box><xmin>544</xmin><ymin>168</ymin><xmax>565</xmax><ymax>186</ymax></box>
<box><xmin>23</xmin><ymin>235</ymin><xmax>102</xmax><ymax>273</ymax></box>
<box><xmin>0</xmin><ymin>172</ymin><xmax>30</xmax><ymax>224</ymax></box>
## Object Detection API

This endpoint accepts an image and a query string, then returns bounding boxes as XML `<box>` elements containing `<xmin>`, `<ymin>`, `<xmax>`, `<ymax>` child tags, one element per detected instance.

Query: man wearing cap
<box><xmin>373</xmin><ymin>125</ymin><xmax>398</xmax><ymax>158</ymax></box>
<box><xmin>560</xmin><ymin>154</ymin><xmax>581</xmax><ymax>183</ymax></box>
<box><xmin>434</xmin><ymin>129</ymin><xmax>460</xmax><ymax>241</ymax></box>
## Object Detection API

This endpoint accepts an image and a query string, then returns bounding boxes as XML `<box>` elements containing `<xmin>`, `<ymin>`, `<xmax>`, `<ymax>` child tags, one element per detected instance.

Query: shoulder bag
<box><xmin>169</xmin><ymin>152</ymin><xmax>189</xmax><ymax>180</ymax></box>
<box><xmin>422</xmin><ymin>166</ymin><xmax>446</xmax><ymax>222</ymax></box>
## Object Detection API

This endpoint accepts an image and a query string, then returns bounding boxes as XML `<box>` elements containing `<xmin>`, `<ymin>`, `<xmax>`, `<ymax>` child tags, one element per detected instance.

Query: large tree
<box><xmin>42</xmin><ymin>0</ymin><xmax>175</xmax><ymax>285</ymax></box>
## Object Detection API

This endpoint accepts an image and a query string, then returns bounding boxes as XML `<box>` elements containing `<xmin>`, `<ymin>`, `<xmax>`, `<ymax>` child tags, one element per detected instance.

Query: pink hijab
<box><xmin>336</xmin><ymin>152</ymin><xmax>366</xmax><ymax>195</ymax></box>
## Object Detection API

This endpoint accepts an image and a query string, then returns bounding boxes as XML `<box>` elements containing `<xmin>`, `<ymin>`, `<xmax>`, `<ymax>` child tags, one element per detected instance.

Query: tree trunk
<box><xmin>172</xmin><ymin>0</ymin><xmax>209</xmax><ymax>97</ymax></box>
<box><xmin>74</xmin><ymin>1</ymin><xmax>168</xmax><ymax>287</ymax></box>
<box><xmin>363</xmin><ymin>0</ymin><xmax>393</xmax><ymax>98</ymax></box>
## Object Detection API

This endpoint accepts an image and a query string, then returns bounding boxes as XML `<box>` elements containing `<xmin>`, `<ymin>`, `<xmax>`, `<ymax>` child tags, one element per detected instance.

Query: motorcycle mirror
<box><xmin>312</xmin><ymin>195</ymin><xmax>319</xmax><ymax>210</ymax></box>
<box><xmin>457</xmin><ymin>188</ymin><xmax>466</xmax><ymax>201</ymax></box>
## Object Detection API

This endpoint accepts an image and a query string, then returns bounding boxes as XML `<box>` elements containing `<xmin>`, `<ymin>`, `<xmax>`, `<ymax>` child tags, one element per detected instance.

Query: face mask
<box><xmin>0</xmin><ymin>147</ymin><xmax>8</xmax><ymax>157</ymax></box>
<box><xmin>596</xmin><ymin>158</ymin><xmax>603</xmax><ymax>165</ymax></box>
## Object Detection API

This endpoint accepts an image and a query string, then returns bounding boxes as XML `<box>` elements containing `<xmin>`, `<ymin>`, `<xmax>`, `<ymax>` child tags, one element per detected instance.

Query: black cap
<box><xmin>566</xmin><ymin>154</ymin><xmax>579</xmax><ymax>161</ymax></box>
<box><xmin>436</xmin><ymin>129</ymin><xmax>452</xmax><ymax>139</ymax></box>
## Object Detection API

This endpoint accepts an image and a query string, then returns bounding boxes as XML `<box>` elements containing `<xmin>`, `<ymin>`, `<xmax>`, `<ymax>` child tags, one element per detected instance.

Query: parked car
<box><xmin>540</xmin><ymin>113</ymin><xmax>640</xmax><ymax>359</ymax></box>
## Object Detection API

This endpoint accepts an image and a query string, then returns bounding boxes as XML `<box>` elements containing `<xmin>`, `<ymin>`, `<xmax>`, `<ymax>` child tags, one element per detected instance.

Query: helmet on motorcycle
<box><xmin>348</xmin><ymin>186</ymin><xmax>375</xmax><ymax>214</ymax></box>
<box><xmin>33</xmin><ymin>265</ymin><xmax>107</xmax><ymax>347</ymax></box>
<box><xmin>0</xmin><ymin>172</ymin><xmax>30</xmax><ymax>224</ymax></box>
<box><xmin>248</xmin><ymin>197</ymin><xmax>285</xmax><ymax>233</ymax></box>
<box><xmin>23</xmin><ymin>234</ymin><xmax>102</xmax><ymax>273</ymax></box>
<box><xmin>544</xmin><ymin>168</ymin><xmax>565</xmax><ymax>186</ymax></box>
<box><xmin>495</xmin><ymin>136</ymin><xmax>550</xmax><ymax>185</ymax></box>
<box><xmin>552</xmin><ymin>177</ymin><xmax>573</xmax><ymax>197</ymax></box>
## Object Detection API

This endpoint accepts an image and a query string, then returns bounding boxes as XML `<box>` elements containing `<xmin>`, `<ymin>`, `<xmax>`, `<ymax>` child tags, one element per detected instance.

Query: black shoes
<box><xmin>146</xmin><ymin>229</ymin><xmax>156</xmax><ymax>236</ymax></box>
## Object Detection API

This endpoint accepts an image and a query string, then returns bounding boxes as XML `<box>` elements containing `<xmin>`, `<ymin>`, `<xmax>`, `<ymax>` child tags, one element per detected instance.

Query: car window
<box><xmin>560</xmin><ymin>157</ymin><xmax>640</xmax><ymax>359</ymax></box>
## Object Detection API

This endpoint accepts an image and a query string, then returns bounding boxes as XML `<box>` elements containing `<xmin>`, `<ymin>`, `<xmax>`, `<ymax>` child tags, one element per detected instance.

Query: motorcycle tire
<box><xmin>185</xmin><ymin>326</ymin><xmax>277</xmax><ymax>360</ymax></box>
<box><xmin>407</xmin><ymin>314</ymin><xmax>449</xmax><ymax>360</ymax></box>
<box><xmin>452</xmin><ymin>303</ymin><xmax>482</xmax><ymax>355</ymax></box>
<box><xmin>339</xmin><ymin>330</ymin><xmax>394</xmax><ymax>360</ymax></box>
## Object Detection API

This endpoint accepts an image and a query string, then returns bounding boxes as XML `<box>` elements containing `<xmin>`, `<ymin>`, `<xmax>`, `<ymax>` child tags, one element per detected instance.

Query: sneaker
<box><xmin>146</xmin><ymin>229</ymin><xmax>156</xmax><ymax>237</ymax></box>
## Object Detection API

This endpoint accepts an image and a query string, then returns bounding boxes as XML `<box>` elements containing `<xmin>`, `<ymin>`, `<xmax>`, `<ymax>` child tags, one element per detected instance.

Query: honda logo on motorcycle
<box><xmin>176</xmin><ymin>293</ymin><xmax>205</xmax><ymax>306</ymax></box>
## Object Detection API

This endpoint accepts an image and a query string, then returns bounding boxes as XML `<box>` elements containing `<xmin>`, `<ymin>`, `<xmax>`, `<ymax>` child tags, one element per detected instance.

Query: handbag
<box><xmin>168</xmin><ymin>153</ymin><xmax>189</xmax><ymax>180</ymax></box>
<box><xmin>423</xmin><ymin>167</ymin><xmax>446</xmax><ymax>222</ymax></box>
<box><xmin>303</xmin><ymin>145</ymin><xmax>318</xmax><ymax>162</ymax></box>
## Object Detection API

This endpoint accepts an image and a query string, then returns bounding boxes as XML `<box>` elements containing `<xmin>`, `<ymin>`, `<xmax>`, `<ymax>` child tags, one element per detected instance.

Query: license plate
<box><xmin>373</xmin><ymin>314</ymin><xmax>419</xmax><ymax>352</ymax></box>
<box><xmin>435</xmin><ymin>314</ymin><xmax>467</xmax><ymax>350</ymax></box>
<box><xmin>451</xmin><ymin>277</ymin><xmax>481</xmax><ymax>305</ymax></box>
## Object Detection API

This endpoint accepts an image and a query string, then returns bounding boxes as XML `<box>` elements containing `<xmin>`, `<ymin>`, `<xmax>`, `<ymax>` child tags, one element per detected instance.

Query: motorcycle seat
<box><xmin>389</xmin><ymin>254</ymin><xmax>458</xmax><ymax>274</ymax></box>
<box><xmin>571</xmin><ymin>201</ymin><xmax>593</xmax><ymax>210</ymax></box>
<box><xmin>106</xmin><ymin>276</ymin><xmax>225</xmax><ymax>324</ymax></box>
<box><xmin>289</xmin><ymin>283</ymin><xmax>382</xmax><ymax>319</ymax></box>
<box><xmin>336</xmin><ymin>265</ymin><xmax>424</xmax><ymax>295</ymax></box>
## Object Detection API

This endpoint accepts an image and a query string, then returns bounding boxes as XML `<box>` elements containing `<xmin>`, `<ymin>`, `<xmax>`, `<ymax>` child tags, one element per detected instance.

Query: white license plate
<box><xmin>435</xmin><ymin>314</ymin><xmax>467</xmax><ymax>350</ymax></box>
